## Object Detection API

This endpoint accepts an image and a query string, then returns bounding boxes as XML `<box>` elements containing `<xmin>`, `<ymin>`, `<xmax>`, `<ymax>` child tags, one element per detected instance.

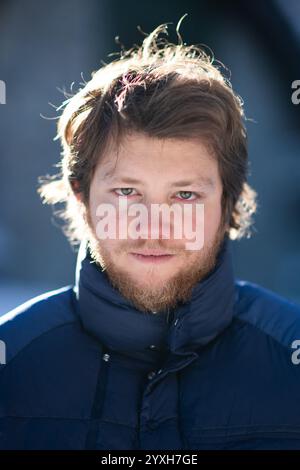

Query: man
<box><xmin>1</xmin><ymin>22</ymin><xmax>300</xmax><ymax>450</ymax></box>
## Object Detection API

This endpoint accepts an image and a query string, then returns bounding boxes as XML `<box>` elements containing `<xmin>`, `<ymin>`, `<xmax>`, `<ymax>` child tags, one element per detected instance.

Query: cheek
<box><xmin>88</xmin><ymin>197</ymin><xmax>101</xmax><ymax>231</ymax></box>
<box><xmin>205</xmin><ymin>201</ymin><xmax>222</xmax><ymax>239</ymax></box>
<box><xmin>88</xmin><ymin>184</ymin><xmax>115</xmax><ymax>232</ymax></box>
<box><xmin>88</xmin><ymin>182</ymin><xmax>100</xmax><ymax>228</ymax></box>
<box><xmin>87</xmin><ymin>188</ymin><xmax>132</xmax><ymax>249</ymax></box>
<box><xmin>197</xmin><ymin>199</ymin><xmax>222</xmax><ymax>245</ymax></box>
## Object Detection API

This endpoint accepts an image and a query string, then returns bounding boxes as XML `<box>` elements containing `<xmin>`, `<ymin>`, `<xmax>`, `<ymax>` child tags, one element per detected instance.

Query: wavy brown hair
<box><xmin>38</xmin><ymin>20</ymin><xmax>257</xmax><ymax>244</ymax></box>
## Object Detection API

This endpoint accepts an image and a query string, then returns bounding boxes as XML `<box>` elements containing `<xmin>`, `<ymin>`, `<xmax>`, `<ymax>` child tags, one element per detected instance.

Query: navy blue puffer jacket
<box><xmin>1</xmin><ymin>236</ymin><xmax>300</xmax><ymax>450</ymax></box>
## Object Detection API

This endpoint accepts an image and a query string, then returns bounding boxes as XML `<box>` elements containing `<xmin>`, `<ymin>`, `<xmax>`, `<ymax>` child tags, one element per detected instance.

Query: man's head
<box><xmin>39</xmin><ymin>21</ymin><xmax>257</xmax><ymax>313</ymax></box>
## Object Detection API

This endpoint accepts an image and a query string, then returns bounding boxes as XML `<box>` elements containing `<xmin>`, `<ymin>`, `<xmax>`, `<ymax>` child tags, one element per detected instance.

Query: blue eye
<box><xmin>114</xmin><ymin>188</ymin><xmax>137</xmax><ymax>196</ymax></box>
<box><xmin>177</xmin><ymin>191</ymin><xmax>198</xmax><ymax>200</ymax></box>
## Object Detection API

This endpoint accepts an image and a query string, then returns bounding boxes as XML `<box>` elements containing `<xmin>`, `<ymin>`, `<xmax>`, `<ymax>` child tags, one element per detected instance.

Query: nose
<box><xmin>135</xmin><ymin>199</ymin><xmax>176</xmax><ymax>241</ymax></box>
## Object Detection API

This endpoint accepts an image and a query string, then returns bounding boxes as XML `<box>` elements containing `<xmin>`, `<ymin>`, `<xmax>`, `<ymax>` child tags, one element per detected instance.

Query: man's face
<box><xmin>85</xmin><ymin>131</ymin><xmax>226</xmax><ymax>314</ymax></box>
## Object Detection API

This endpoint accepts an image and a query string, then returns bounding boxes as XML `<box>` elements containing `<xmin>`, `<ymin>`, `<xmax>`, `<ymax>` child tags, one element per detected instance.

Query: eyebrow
<box><xmin>104</xmin><ymin>176</ymin><xmax>142</xmax><ymax>185</ymax></box>
<box><xmin>102</xmin><ymin>174</ymin><xmax>215</xmax><ymax>189</ymax></box>
<box><xmin>170</xmin><ymin>178</ymin><xmax>215</xmax><ymax>189</ymax></box>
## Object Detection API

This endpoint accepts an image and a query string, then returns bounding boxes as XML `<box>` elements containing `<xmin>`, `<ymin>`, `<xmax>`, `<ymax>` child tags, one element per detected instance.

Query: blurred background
<box><xmin>0</xmin><ymin>0</ymin><xmax>299</xmax><ymax>314</ymax></box>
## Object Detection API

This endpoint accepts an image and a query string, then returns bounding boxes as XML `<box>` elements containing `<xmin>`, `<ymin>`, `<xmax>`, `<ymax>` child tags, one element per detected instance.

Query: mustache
<box><xmin>117</xmin><ymin>239</ymin><xmax>184</xmax><ymax>253</ymax></box>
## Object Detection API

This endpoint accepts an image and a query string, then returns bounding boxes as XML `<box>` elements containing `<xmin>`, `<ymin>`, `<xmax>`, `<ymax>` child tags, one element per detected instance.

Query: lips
<box><xmin>132</xmin><ymin>250</ymin><xmax>175</xmax><ymax>256</ymax></box>
<box><xmin>130</xmin><ymin>251</ymin><xmax>175</xmax><ymax>263</ymax></box>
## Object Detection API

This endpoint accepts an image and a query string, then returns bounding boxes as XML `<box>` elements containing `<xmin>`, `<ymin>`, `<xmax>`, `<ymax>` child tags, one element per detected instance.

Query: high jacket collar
<box><xmin>74</xmin><ymin>234</ymin><xmax>235</xmax><ymax>365</ymax></box>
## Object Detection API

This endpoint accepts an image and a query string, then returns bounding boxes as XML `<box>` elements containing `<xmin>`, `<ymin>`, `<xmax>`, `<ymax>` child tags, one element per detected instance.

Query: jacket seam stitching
<box><xmin>0</xmin><ymin>320</ymin><xmax>77</xmax><ymax>376</ymax></box>
<box><xmin>234</xmin><ymin>316</ymin><xmax>296</xmax><ymax>354</ymax></box>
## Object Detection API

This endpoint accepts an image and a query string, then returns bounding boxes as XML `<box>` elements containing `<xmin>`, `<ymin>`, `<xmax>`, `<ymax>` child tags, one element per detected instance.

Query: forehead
<box><xmin>96</xmin><ymin>131</ymin><xmax>220</xmax><ymax>181</ymax></box>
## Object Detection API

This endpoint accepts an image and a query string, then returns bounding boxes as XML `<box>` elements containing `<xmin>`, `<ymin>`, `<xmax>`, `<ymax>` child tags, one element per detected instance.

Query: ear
<box><xmin>70</xmin><ymin>179</ymin><xmax>83</xmax><ymax>202</ymax></box>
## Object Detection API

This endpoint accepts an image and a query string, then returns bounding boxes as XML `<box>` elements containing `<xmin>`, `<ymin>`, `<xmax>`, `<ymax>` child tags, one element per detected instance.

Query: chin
<box><xmin>128</xmin><ymin>269</ymin><xmax>170</xmax><ymax>283</ymax></box>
